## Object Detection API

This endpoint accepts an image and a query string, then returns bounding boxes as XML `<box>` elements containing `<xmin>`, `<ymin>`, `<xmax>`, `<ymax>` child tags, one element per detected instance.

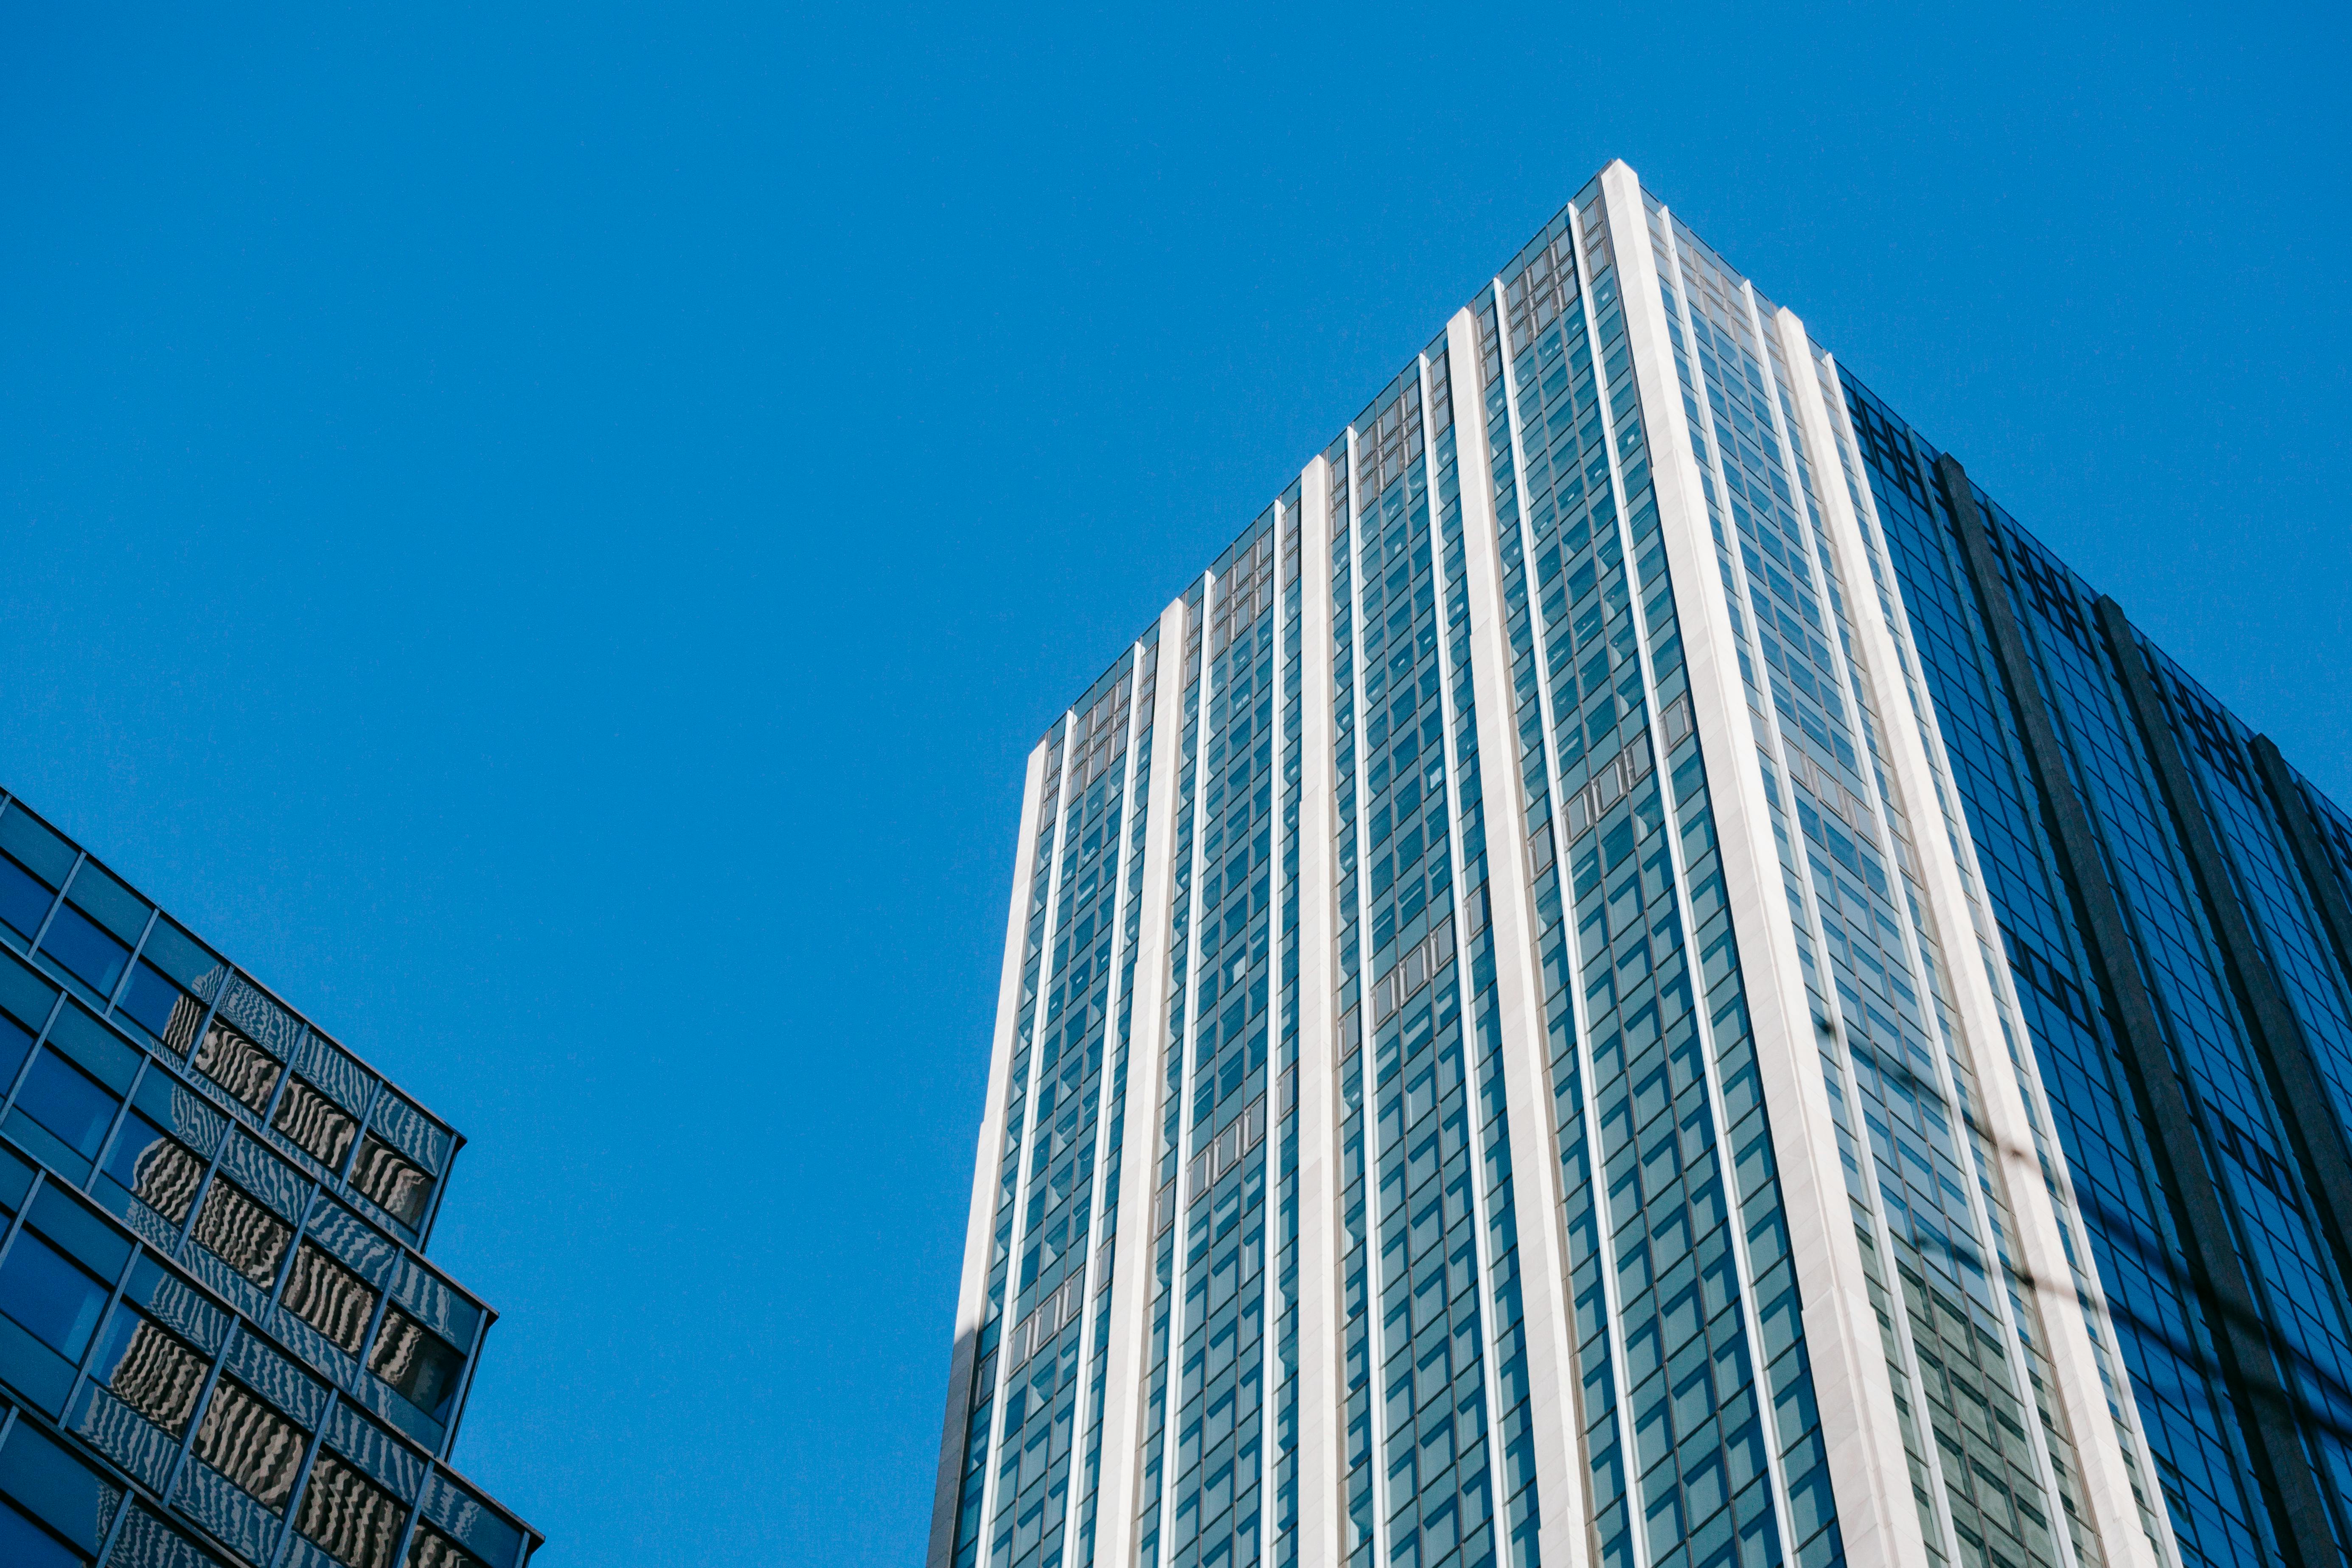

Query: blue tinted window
<box><xmin>0</xmin><ymin>1498</ymin><xmax>83</xmax><ymax>1568</ymax></box>
<box><xmin>116</xmin><ymin>961</ymin><xmax>187</xmax><ymax>1043</ymax></box>
<box><xmin>0</xmin><ymin>1233</ymin><xmax>109</xmax><ymax>1360</ymax></box>
<box><xmin>0</xmin><ymin>858</ymin><xmax>53</xmax><ymax>945</ymax></box>
<box><xmin>0</xmin><ymin>1014</ymin><xmax>30</xmax><ymax>1093</ymax></box>
<box><xmin>38</xmin><ymin>905</ymin><xmax>127</xmax><ymax>998</ymax></box>
<box><xmin>16</xmin><ymin>1049</ymin><xmax>121</xmax><ymax>1160</ymax></box>
<box><xmin>103</xmin><ymin>1111</ymin><xmax>203</xmax><ymax>1225</ymax></box>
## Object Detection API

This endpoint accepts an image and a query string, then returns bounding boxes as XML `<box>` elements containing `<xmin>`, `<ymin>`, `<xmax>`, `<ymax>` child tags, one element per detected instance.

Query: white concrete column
<box><xmin>1597</xmin><ymin>160</ymin><xmax>1925</xmax><ymax>1568</ymax></box>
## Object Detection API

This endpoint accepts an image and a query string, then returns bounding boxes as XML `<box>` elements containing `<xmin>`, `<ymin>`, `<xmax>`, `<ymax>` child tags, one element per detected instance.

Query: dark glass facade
<box><xmin>0</xmin><ymin>787</ymin><xmax>539</xmax><ymax>1567</ymax></box>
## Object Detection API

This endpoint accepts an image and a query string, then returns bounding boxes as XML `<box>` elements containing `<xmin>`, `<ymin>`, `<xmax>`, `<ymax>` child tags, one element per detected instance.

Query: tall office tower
<box><xmin>929</xmin><ymin>157</ymin><xmax>2352</xmax><ymax>1568</ymax></box>
<box><xmin>0</xmin><ymin>788</ymin><xmax>539</xmax><ymax>1567</ymax></box>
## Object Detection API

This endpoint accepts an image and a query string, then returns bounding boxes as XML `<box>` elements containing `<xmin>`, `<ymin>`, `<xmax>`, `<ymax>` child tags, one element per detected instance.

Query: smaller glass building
<box><xmin>0</xmin><ymin>786</ymin><xmax>539</xmax><ymax>1568</ymax></box>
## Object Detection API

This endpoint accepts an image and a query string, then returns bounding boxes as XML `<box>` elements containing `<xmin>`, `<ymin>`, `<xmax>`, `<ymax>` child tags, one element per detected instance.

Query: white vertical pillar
<box><xmin>1098</xmin><ymin>598</ymin><xmax>1196</xmax><ymax>1568</ymax></box>
<box><xmin>1596</xmin><ymin>160</ymin><xmax>1925</xmax><ymax>1568</ymax></box>
<box><xmin>1782</xmin><ymin>313</ymin><xmax>2163</xmax><ymax>1568</ymax></box>
<box><xmin>1446</xmin><ymin>303</ymin><xmax>1592</xmax><ymax>1568</ymax></box>
<box><xmin>1295</xmin><ymin>456</ymin><xmax>1344</xmax><ymax>1568</ymax></box>
<box><xmin>930</xmin><ymin>738</ymin><xmax>1056</xmax><ymax>1568</ymax></box>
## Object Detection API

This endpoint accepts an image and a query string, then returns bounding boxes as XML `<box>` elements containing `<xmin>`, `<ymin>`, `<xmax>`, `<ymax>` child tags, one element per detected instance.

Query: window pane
<box><xmin>0</xmin><ymin>1233</ymin><xmax>109</xmax><ymax>1360</ymax></box>
<box><xmin>15</xmin><ymin>1049</ymin><xmax>121</xmax><ymax>1161</ymax></box>
<box><xmin>274</xmin><ymin>1079</ymin><xmax>356</xmax><ymax>1170</ymax></box>
<box><xmin>103</xmin><ymin>1112</ymin><xmax>205</xmax><ymax>1225</ymax></box>
<box><xmin>118</xmin><ymin>962</ymin><xmax>201</xmax><ymax>1052</ymax></box>
<box><xmin>0</xmin><ymin>858</ymin><xmax>53</xmax><ymax>946</ymax></box>
<box><xmin>191</xmin><ymin>1021</ymin><xmax>281</xmax><ymax>1114</ymax></box>
<box><xmin>294</xmin><ymin>1453</ymin><xmax>404</xmax><ymax>1568</ymax></box>
<box><xmin>94</xmin><ymin>1304</ymin><xmax>208</xmax><ymax>1439</ymax></box>
<box><xmin>369</xmin><ymin>1309</ymin><xmax>463</xmax><ymax>1422</ymax></box>
<box><xmin>0</xmin><ymin>1498</ymin><xmax>84</xmax><ymax>1568</ymax></box>
<box><xmin>351</xmin><ymin>1137</ymin><xmax>431</xmax><ymax>1228</ymax></box>
<box><xmin>190</xmin><ymin>1181</ymin><xmax>292</xmax><ymax>1288</ymax></box>
<box><xmin>409</xmin><ymin>1526</ymin><xmax>486</xmax><ymax>1568</ymax></box>
<box><xmin>190</xmin><ymin>1380</ymin><xmax>303</xmax><ymax>1513</ymax></box>
<box><xmin>283</xmin><ymin>1243</ymin><xmax>377</xmax><ymax>1356</ymax></box>
<box><xmin>0</xmin><ymin>1013</ymin><xmax>32</xmax><ymax>1094</ymax></box>
<box><xmin>37</xmin><ymin>905</ymin><xmax>128</xmax><ymax>999</ymax></box>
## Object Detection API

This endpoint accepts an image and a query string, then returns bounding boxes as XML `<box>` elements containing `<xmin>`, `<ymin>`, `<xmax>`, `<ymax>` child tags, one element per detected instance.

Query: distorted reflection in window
<box><xmin>102</xmin><ymin>1111</ymin><xmax>205</xmax><ymax>1225</ymax></box>
<box><xmin>191</xmin><ymin>1179</ymin><xmax>292</xmax><ymax>1288</ymax></box>
<box><xmin>295</xmin><ymin>1452</ymin><xmax>405</xmax><ymax>1568</ymax></box>
<box><xmin>190</xmin><ymin>1379</ymin><xmax>304</xmax><ymax>1513</ymax></box>
<box><xmin>273</xmin><ymin>1078</ymin><xmax>356</xmax><ymax>1170</ymax></box>
<box><xmin>407</xmin><ymin>1525</ymin><xmax>486</xmax><ymax>1568</ymax></box>
<box><xmin>92</xmin><ymin>1303</ymin><xmax>207</xmax><ymax>1438</ymax></box>
<box><xmin>38</xmin><ymin>903</ymin><xmax>129</xmax><ymax>998</ymax></box>
<box><xmin>369</xmin><ymin>1308</ymin><xmax>463</xmax><ymax>1422</ymax></box>
<box><xmin>283</xmin><ymin>1242</ymin><xmax>377</xmax><ymax>1355</ymax></box>
<box><xmin>0</xmin><ymin>1231</ymin><xmax>109</xmax><ymax>1360</ymax></box>
<box><xmin>192</xmin><ymin>1020</ymin><xmax>281</xmax><ymax>1114</ymax></box>
<box><xmin>117</xmin><ymin>960</ymin><xmax>202</xmax><ymax>1052</ymax></box>
<box><xmin>351</xmin><ymin>1136</ymin><xmax>430</xmax><ymax>1228</ymax></box>
<box><xmin>14</xmin><ymin>1048</ymin><xmax>121</xmax><ymax>1161</ymax></box>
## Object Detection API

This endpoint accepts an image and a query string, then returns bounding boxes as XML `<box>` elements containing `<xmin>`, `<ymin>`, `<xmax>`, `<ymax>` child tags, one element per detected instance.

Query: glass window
<box><xmin>190</xmin><ymin>1179</ymin><xmax>292</xmax><ymax>1288</ymax></box>
<box><xmin>0</xmin><ymin>1011</ymin><xmax>33</xmax><ymax>1092</ymax></box>
<box><xmin>14</xmin><ymin>1049</ymin><xmax>121</xmax><ymax>1161</ymax></box>
<box><xmin>408</xmin><ymin>1524</ymin><xmax>485</xmax><ymax>1568</ymax></box>
<box><xmin>0</xmin><ymin>1498</ymin><xmax>84</xmax><ymax>1568</ymax></box>
<box><xmin>283</xmin><ymin>1242</ymin><xmax>377</xmax><ymax>1356</ymax></box>
<box><xmin>351</xmin><ymin>1136</ymin><xmax>431</xmax><ymax>1228</ymax></box>
<box><xmin>192</xmin><ymin>1020</ymin><xmax>281</xmax><ymax>1113</ymax></box>
<box><xmin>37</xmin><ymin>905</ymin><xmax>129</xmax><ymax>999</ymax></box>
<box><xmin>103</xmin><ymin>1112</ymin><xmax>205</xmax><ymax>1225</ymax></box>
<box><xmin>295</xmin><ymin>1452</ymin><xmax>405</xmax><ymax>1568</ymax></box>
<box><xmin>190</xmin><ymin>1380</ymin><xmax>303</xmax><ymax>1513</ymax></box>
<box><xmin>0</xmin><ymin>858</ymin><xmax>53</xmax><ymax>947</ymax></box>
<box><xmin>274</xmin><ymin>1078</ymin><xmax>357</xmax><ymax>1170</ymax></box>
<box><xmin>0</xmin><ymin>1232</ymin><xmax>109</xmax><ymax>1360</ymax></box>
<box><xmin>370</xmin><ymin>1307</ymin><xmax>463</xmax><ymax>1421</ymax></box>
<box><xmin>92</xmin><ymin>1302</ymin><xmax>207</xmax><ymax>1438</ymax></box>
<box><xmin>117</xmin><ymin>961</ymin><xmax>199</xmax><ymax>1051</ymax></box>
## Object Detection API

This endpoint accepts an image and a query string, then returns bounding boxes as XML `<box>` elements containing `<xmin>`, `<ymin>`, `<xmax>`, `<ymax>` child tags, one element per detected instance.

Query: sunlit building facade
<box><xmin>0</xmin><ymin>788</ymin><xmax>539</xmax><ymax>1566</ymax></box>
<box><xmin>930</xmin><ymin>158</ymin><xmax>2352</xmax><ymax>1568</ymax></box>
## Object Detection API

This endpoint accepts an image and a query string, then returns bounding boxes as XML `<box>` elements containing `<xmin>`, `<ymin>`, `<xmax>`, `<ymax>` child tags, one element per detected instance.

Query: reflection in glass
<box><xmin>119</xmin><ymin>960</ymin><xmax>204</xmax><ymax>1053</ymax></box>
<box><xmin>273</xmin><ymin>1078</ymin><xmax>357</xmax><ymax>1170</ymax></box>
<box><xmin>191</xmin><ymin>1180</ymin><xmax>292</xmax><ymax>1288</ymax></box>
<box><xmin>295</xmin><ymin>1453</ymin><xmax>405</xmax><ymax>1568</ymax></box>
<box><xmin>351</xmin><ymin>1136</ymin><xmax>431</xmax><ymax>1228</ymax></box>
<box><xmin>94</xmin><ymin>1304</ymin><xmax>207</xmax><ymax>1438</ymax></box>
<box><xmin>192</xmin><ymin>1021</ymin><xmax>281</xmax><ymax>1114</ymax></box>
<box><xmin>283</xmin><ymin>1243</ymin><xmax>378</xmax><ymax>1356</ymax></box>
<box><xmin>191</xmin><ymin>1380</ymin><xmax>304</xmax><ymax>1513</ymax></box>
<box><xmin>369</xmin><ymin>1308</ymin><xmax>463</xmax><ymax>1422</ymax></box>
<box><xmin>0</xmin><ymin>1231</ymin><xmax>109</xmax><ymax>1359</ymax></box>
<box><xmin>16</xmin><ymin>1047</ymin><xmax>122</xmax><ymax>1159</ymax></box>
<box><xmin>39</xmin><ymin>902</ymin><xmax>130</xmax><ymax>997</ymax></box>
<box><xmin>104</xmin><ymin>1112</ymin><xmax>205</xmax><ymax>1225</ymax></box>
<box><xmin>409</xmin><ymin>1525</ymin><xmax>486</xmax><ymax>1568</ymax></box>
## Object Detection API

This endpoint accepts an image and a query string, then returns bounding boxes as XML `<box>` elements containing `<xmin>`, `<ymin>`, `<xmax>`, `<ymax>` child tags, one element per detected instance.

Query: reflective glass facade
<box><xmin>0</xmin><ymin>789</ymin><xmax>539</xmax><ymax>1567</ymax></box>
<box><xmin>934</xmin><ymin>158</ymin><xmax>2352</xmax><ymax>1568</ymax></box>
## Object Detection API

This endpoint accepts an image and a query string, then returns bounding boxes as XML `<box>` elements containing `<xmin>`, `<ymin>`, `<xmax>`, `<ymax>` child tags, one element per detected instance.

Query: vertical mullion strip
<box><xmin>1059</xmin><ymin>645</ymin><xmax>1152</xmax><ymax>1568</ymax></box>
<box><xmin>1448</xmin><ymin>300</ymin><xmax>1590</xmax><ymax>1568</ymax></box>
<box><xmin>930</xmin><ymin>737</ymin><xmax>1056</xmax><ymax>1568</ymax></box>
<box><xmin>1098</xmin><ymin>600</ymin><xmax>1192</xmax><ymax>1568</ymax></box>
<box><xmin>1788</xmin><ymin>320</ymin><xmax>2162</xmax><ymax>1568</ymax></box>
<box><xmin>1597</xmin><ymin>160</ymin><xmax>1924</xmax><ymax>1568</ymax></box>
<box><xmin>1937</xmin><ymin>453</ymin><xmax>2336</xmax><ymax>1568</ymax></box>
<box><xmin>1258</xmin><ymin>502</ymin><xmax>1292</xmax><ymax>1564</ymax></box>
<box><xmin>984</xmin><ymin>716</ymin><xmax>1084</xmax><ymax>1568</ymax></box>
<box><xmin>1294</xmin><ymin>455</ymin><xmax>1346</xmax><ymax>1568</ymax></box>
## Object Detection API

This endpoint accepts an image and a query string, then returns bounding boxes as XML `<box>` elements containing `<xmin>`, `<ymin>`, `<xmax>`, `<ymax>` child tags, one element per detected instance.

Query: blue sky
<box><xmin>0</xmin><ymin>2</ymin><xmax>2344</xmax><ymax>1563</ymax></box>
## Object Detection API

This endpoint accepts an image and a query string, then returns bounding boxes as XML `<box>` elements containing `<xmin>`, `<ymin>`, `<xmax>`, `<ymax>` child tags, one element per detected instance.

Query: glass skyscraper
<box><xmin>0</xmin><ymin>788</ymin><xmax>539</xmax><ymax>1566</ymax></box>
<box><xmin>929</xmin><ymin>157</ymin><xmax>2352</xmax><ymax>1568</ymax></box>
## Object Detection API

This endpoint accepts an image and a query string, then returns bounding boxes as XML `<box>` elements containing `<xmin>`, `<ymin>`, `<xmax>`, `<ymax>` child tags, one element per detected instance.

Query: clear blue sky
<box><xmin>0</xmin><ymin>3</ymin><xmax>2344</xmax><ymax>1563</ymax></box>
